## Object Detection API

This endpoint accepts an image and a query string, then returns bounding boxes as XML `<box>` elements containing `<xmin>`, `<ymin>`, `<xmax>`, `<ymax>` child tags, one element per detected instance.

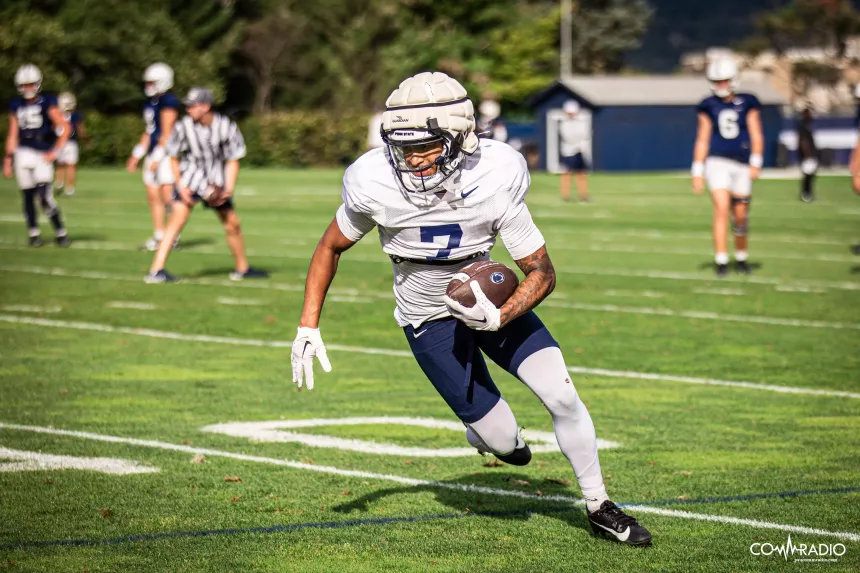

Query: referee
<box><xmin>145</xmin><ymin>87</ymin><xmax>268</xmax><ymax>283</ymax></box>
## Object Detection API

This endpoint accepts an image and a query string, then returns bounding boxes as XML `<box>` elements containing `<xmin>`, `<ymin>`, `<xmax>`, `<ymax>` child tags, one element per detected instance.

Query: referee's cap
<box><xmin>183</xmin><ymin>86</ymin><xmax>214</xmax><ymax>106</ymax></box>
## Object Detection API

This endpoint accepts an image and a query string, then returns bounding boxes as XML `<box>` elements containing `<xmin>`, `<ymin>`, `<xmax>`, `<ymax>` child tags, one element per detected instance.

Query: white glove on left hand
<box><xmin>443</xmin><ymin>281</ymin><xmax>502</xmax><ymax>331</ymax></box>
<box><xmin>291</xmin><ymin>326</ymin><xmax>332</xmax><ymax>390</ymax></box>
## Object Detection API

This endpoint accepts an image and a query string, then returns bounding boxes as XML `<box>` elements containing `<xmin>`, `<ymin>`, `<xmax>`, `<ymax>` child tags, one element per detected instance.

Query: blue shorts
<box><xmin>403</xmin><ymin>312</ymin><xmax>559</xmax><ymax>423</ymax></box>
<box><xmin>172</xmin><ymin>187</ymin><xmax>234</xmax><ymax>210</ymax></box>
<box><xmin>561</xmin><ymin>153</ymin><xmax>589</xmax><ymax>172</ymax></box>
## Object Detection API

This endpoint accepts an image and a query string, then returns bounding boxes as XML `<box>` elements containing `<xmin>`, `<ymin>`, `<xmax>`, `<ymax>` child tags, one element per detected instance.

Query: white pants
<box><xmin>14</xmin><ymin>147</ymin><xmax>54</xmax><ymax>189</ymax></box>
<box><xmin>143</xmin><ymin>155</ymin><xmax>175</xmax><ymax>187</ymax></box>
<box><xmin>57</xmin><ymin>141</ymin><xmax>79</xmax><ymax>165</ymax></box>
<box><xmin>705</xmin><ymin>156</ymin><xmax>752</xmax><ymax>197</ymax></box>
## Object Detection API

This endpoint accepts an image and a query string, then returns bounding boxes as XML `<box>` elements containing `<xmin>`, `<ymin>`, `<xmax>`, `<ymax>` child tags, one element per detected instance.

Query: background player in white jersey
<box><xmin>3</xmin><ymin>64</ymin><xmax>71</xmax><ymax>247</ymax></box>
<box><xmin>145</xmin><ymin>87</ymin><xmax>268</xmax><ymax>283</ymax></box>
<box><xmin>126</xmin><ymin>63</ymin><xmax>179</xmax><ymax>251</ymax></box>
<box><xmin>558</xmin><ymin>100</ymin><xmax>591</xmax><ymax>203</ymax></box>
<box><xmin>692</xmin><ymin>57</ymin><xmax>763</xmax><ymax>276</ymax></box>
<box><xmin>291</xmin><ymin>72</ymin><xmax>651</xmax><ymax>546</ymax></box>
<box><xmin>54</xmin><ymin>92</ymin><xmax>88</xmax><ymax>197</ymax></box>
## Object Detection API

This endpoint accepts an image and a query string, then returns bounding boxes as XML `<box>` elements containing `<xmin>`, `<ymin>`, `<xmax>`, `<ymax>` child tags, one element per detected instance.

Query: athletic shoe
<box><xmin>142</xmin><ymin>237</ymin><xmax>160</xmax><ymax>251</ymax></box>
<box><xmin>800</xmin><ymin>191</ymin><xmax>813</xmax><ymax>202</ymax></box>
<box><xmin>736</xmin><ymin>260</ymin><xmax>751</xmax><ymax>275</ymax></box>
<box><xmin>55</xmin><ymin>235</ymin><xmax>71</xmax><ymax>247</ymax></box>
<box><xmin>494</xmin><ymin>443</ymin><xmax>532</xmax><ymax>466</ymax></box>
<box><xmin>578</xmin><ymin>196</ymin><xmax>592</xmax><ymax>204</ymax></box>
<box><xmin>144</xmin><ymin>269</ymin><xmax>178</xmax><ymax>284</ymax></box>
<box><xmin>852</xmin><ymin>243</ymin><xmax>860</xmax><ymax>256</ymax></box>
<box><xmin>715</xmin><ymin>263</ymin><xmax>729</xmax><ymax>277</ymax></box>
<box><xmin>587</xmin><ymin>500</ymin><xmax>652</xmax><ymax>546</ymax></box>
<box><xmin>229</xmin><ymin>267</ymin><xmax>269</xmax><ymax>281</ymax></box>
<box><xmin>64</xmin><ymin>189</ymin><xmax>75</xmax><ymax>197</ymax></box>
<box><xmin>29</xmin><ymin>236</ymin><xmax>43</xmax><ymax>247</ymax></box>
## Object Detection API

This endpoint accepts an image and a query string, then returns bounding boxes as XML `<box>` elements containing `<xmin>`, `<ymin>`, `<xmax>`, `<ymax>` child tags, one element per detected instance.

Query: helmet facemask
<box><xmin>382</xmin><ymin>118</ymin><xmax>466</xmax><ymax>193</ymax></box>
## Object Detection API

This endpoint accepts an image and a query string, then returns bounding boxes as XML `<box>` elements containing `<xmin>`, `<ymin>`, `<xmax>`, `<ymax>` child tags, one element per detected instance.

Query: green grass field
<box><xmin>0</xmin><ymin>167</ymin><xmax>858</xmax><ymax>572</ymax></box>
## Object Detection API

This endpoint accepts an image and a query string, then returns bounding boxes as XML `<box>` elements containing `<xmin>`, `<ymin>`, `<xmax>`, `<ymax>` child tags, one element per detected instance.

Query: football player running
<box><xmin>291</xmin><ymin>72</ymin><xmax>651</xmax><ymax>546</ymax></box>
<box><xmin>54</xmin><ymin>92</ymin><xmax>87</xmax><ymax>197</ymax></box>
<box><xmin>692</xmin><ymin>57</ymin><xmax>764</xmax><ymax>276</ymax></box>
<box><xmin>126</xmin><ymin>63</ymin><xmax>179</xmax><ymax>251</ymax></box>
<box><xmin>3</xmin><ymin>64</ymin><xmax>71</xmax><ymax>247</ymax></box>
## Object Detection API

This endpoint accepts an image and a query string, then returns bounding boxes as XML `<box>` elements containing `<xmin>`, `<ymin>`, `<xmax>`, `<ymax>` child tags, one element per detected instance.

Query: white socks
<box><xmin>735</xmin><ymin>250</ymin><xmax>748</xmax><ymax>262</ymax></box>
<box><xmin>516</xmin><ymin>347</ymin><xmax>609</xmax><ymax>512</ymax></box>
<box><xmin>715</xmin><ymin>252</ymin><xmax>729</xmax><ymax>265</ymax></box>
<box><xmin>466</xmin><ymin>399</ymin><xmax>521</xmax><ymax>456</ymax></box>
<box><xmin>153</xmin><ymin>230</ymin><xmax>165</xmax><ymax>242</ymax></box>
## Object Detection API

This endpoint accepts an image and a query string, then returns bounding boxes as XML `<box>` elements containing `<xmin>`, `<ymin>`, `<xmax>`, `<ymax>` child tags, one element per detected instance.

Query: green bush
<box><xmin>0</xmin><ymin>111</ymin><xmax>372</xmax><ymax>167</ymax></box>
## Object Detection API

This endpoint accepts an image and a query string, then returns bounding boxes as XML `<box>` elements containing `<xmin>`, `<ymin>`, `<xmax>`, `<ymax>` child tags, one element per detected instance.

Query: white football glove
<box><xmin>291</xmin><ymin>326</ymin><xmax>332</xmax><ymax>390</ymax></box>
<box><xmin>443</xmin><ymin>281</ymin><xmax>502</xmax><ymax>331</ymax></box>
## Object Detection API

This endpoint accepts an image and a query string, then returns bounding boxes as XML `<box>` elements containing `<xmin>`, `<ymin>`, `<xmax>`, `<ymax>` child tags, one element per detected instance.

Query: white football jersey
<box><xmin>336</xmin><ymin>139</ymin><xmax>545</xmax><ymax>328</ymax></box>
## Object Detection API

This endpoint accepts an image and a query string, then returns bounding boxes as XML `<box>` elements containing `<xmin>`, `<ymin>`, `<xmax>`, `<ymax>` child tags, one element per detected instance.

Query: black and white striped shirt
<box><xmin>167</xmin><ymin>113</ymin><xmax>246</xmax><ymax>194</ymax></box>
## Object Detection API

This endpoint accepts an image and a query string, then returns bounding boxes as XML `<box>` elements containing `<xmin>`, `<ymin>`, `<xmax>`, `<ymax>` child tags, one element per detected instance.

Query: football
<box><xmin>200</xmin><ymin>184</ymin><xmax>224</xmax><ymax>205</ymax></box>
<box><xmin>446</xmin><ymin>260</ymin><xmax>519</xmax><ymax>308</ymax></box>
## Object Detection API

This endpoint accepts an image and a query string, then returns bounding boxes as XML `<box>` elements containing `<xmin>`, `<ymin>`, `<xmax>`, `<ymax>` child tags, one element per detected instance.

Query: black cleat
<box><xmin>800</xmin><ymin>191</ymin><xmax>814</xmax><ymax>203</ymax></box>
<box><xmin>55</xmin><ymin>235</ymin><xmax>71</xmax><ymax>247</ymax></box>
<box><xmin>494</xmin><ymin>443</ymin><xmax>532</xmax><ymax>466</ymax></box>
<box><xmin>588</xmin><ymin>500</ymin><xmax>652</xmax><ymax>546</ymax></box>
<box><xmin>144</xmin><ymin>269</ymin><xmax>179</xmax><ymax>284</ymax></box>
<box><xmin>735</xmin><ymin>260</ymin><xmax>751</xmax><ymax>275</ymax></box>
<box><xmin>715</xmin><ymin>263</ymin><xmax>729</xmax><ymax>277</ymax></box>
<box><xmin>852</xmin><ymin>243</ymin><xmax>860</xmax><ymax>256</ymax></box>
<box><xmin>29</xmin><ymin>236</ymin><xmax>43</xmax><ymax>247</ymax></box>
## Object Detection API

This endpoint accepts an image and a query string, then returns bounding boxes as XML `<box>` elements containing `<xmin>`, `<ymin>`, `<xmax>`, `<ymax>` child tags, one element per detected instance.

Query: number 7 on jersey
<box><xmin>421</xmin><ymin>224</ymin><xmax>463</xmax><ymax>260</ymax></box>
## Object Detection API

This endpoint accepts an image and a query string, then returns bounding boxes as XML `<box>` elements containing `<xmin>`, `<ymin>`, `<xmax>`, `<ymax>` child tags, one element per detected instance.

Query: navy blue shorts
<box><xmin>172</xmin><ymin>187</ymin><xmax>234</xmax><ymax>210</ymax></box>
<box><xmin>561</xmin><ymin>153</ymin><xmax>589</xmax><ymax>172</ymax></box>
<box><xmin>403</xmin><ymin>312</ymin><xmax>559</xmax><ymax>423</ymax></box>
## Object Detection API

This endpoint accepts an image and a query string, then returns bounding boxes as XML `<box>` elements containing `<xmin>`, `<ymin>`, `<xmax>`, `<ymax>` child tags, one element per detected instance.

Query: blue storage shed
<box><xmin>530</xmin><ymin>76</ymin><xmax>788</xmax><ymax>172</ymax></box>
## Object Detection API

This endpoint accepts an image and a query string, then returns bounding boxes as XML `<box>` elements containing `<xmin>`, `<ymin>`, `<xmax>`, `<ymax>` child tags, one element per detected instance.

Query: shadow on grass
<box><xmin>176</xmin><ymin>237</ymin><xmax>216</xmax><ymax>250</ymax></box>
<box><xmin>332</xmin><ymin>471</ymin><xmax>591</xmax><ymax>534</ymax></box>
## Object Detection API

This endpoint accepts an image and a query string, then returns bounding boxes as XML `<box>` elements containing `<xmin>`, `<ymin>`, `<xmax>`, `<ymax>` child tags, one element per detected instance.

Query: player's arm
<box><xmin>692</xmin><ymin>112</ymin><xmax>710</xmax><ymax>194</ymax></box>
<box><xmin>299</xmin><ymin>219</ymin><xmax>358</xmax><ymax>329</ymax></box>
<box><xmin>126</xmin><ymin>131</ymin><xmax>149</xmax><ymax>173</ymax></box>
<box><xmin>747</xmin><ymin>108</ymin><xmax>764</xmax><ymax>180</ymax></box>
<box><xmin>291</xmin><ymin>218</ymin><xmax>359</xmax><ymax>390</ymax></box>
<box><xmin>500</xmin><ymin>245</ymin><xmax>555</xmax><ymax>327</ymax></box>
<box><xmin>45</xmin><ymin>105</ymin><xmax>70</xmax><ymax>163</ymax></box>
<box><xmin>3</xmin><ymin>113</ymin><xmax>18</xmax><ymax>179</ymax></box>
<box><xmin>851</xmin><ymin>139</ymin><xmax>860</xmax><ymax>194</ymax></box>
<box><xmin>149</xmin><ymin>107</ymin><xmax>178</xmax><ymax>171</ymax></box>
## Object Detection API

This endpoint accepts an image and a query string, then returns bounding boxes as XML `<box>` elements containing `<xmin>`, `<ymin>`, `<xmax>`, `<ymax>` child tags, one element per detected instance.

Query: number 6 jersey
<box><xmin>335</xmin><ymin>139</ymin><xmax>545</xmax><ymax>328</ymax></box>
<box><xmin>697</xmin><ymin>93</ymin><xmax>761</xmax><ymax>164</ymax></box>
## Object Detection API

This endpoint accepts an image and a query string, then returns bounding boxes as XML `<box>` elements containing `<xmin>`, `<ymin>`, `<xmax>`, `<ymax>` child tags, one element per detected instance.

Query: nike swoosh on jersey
<box><xmin>592</xmin><ymin>522</ymin><xmax>631</xmax><ymax>542</ymax></box>
<box><xmin>461</xmin><ymin>186</ymin><xmax>478</xmax><ymax>198</ymax></box>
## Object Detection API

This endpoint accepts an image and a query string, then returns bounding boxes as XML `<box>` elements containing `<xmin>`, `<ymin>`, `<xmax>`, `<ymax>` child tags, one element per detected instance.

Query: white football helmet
<box><xmin>15</xmin><ymin>64</ymin><xmax>42</xmax><ymax>99</ymax></box>
<box><xmin>479</xmin><ymin>100</ymin><xmax>500</xmax><ymax>121</ymax></box>
<box><xmin>58</xmin><ymin>92</ymin><xmax>76</xmax><ymax>112</ymax></box>
<box><xmin>143</xmin><ymin>63</ymin><xmax>174</xmax><ymax>97</ymax></box>
<box><xmin>706</xmin><ymin>58</ymin><xmax>738</xmax><ymax>98</ymax></box>
<box><xmin>381</xmin><ymin>71</ymin><xmax>478</xmax><ymax>193</ymax></box>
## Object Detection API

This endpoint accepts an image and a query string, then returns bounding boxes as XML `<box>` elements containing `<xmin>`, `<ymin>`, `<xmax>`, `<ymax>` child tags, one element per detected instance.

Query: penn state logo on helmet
<box><xmin>15</xmin><ymin>64</ymin><xmax>42</xmax><ymax>99</ymax></box>
<box><xmin>380</xmin><ymin>71</ymin><xmax>479</xmax><ymax>193</ymax></box>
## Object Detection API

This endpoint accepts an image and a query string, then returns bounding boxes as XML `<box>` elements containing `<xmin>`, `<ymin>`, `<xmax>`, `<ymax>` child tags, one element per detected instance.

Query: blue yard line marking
<box><xmin>2</xmin><ymin>485</ymin><xmax>858</xmax><ymax>550</ymax></box>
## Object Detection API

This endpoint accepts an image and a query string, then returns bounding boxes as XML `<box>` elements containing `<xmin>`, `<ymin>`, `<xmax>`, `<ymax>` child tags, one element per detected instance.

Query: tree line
<box><xmin>0</xmin><ymin>0</ymin><xmax>653</xmax><ymax>116</ymax></box>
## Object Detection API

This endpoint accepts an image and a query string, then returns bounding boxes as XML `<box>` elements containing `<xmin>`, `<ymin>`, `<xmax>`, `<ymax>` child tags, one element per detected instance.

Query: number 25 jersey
<box><xmin>697</xmin><ymin>93</ymin><xmax>761</xmax><ymax>164</ymax></box>
<box><xmin>335</xmin><ymin>139</ymin><xmax>545</xmax><ymax>328</ymax></box>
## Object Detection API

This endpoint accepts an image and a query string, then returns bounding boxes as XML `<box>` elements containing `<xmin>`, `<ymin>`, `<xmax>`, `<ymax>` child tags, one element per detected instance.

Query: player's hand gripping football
<box><xmin>444</xmin><ymin>281</ymin><xmax>501</xmax><ymax>332</ymax></box>
<box><xmin>291</xmin><ymin>326</ymin><xmax>332</xmax><ymax>390</ymax></box>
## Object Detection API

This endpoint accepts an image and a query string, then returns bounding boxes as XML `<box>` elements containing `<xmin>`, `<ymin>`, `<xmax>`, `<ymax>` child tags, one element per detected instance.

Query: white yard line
<box><xmin>0</xmin><ymin>305</ymin><xmax>62</xmax><ymax>313</ymax></box>
<box><xmin>217</xmin><ymin>297</ymin><xmax>263</xmax><ymax>306</ymax></box>
<box><xmin>0</xmin><ymin>422</ymin><xmax>856</xmax><ymax>542</ymax></box>
<box><xmin>691</xmin><ymin>288</ymin><xmax>745</xmax><ymax>296</ymax></box>
<box><xmin>1</xmin><ymin>265</ymin><xmax>855</xmax><ymax>330</ymax></box>
<box><xmin>542</xmin><ymin>300</ymin><xmax>860</xmax><ymax>330</ymax></box>
<box><xmin>0</xmin><ymin>313</ymin><xmax>856</xmax><ymax>400</ymax></box>
<box><xmin>107</xmin><ymin>301</ymin><xmax>157</xmax><ymax>310</ymax></box>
